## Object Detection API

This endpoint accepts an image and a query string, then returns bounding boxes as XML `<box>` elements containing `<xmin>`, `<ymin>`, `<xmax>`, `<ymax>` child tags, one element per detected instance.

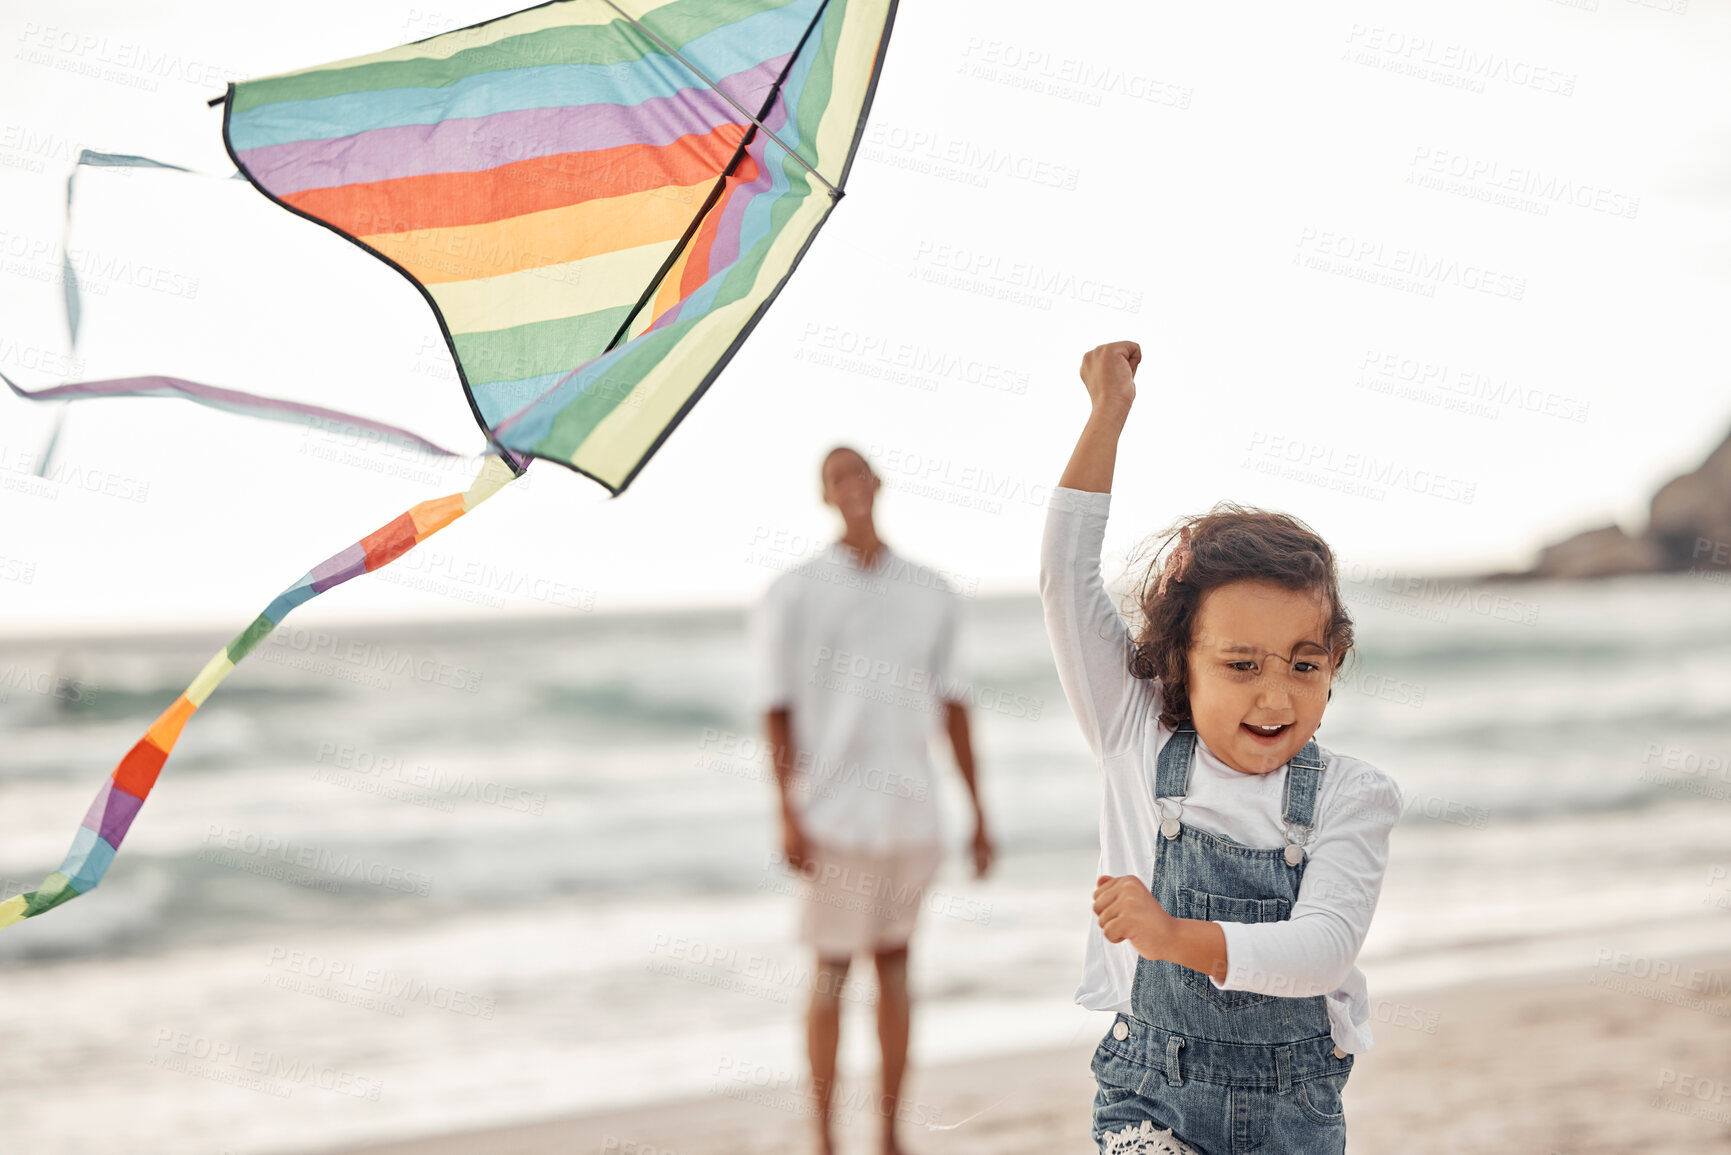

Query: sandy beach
<box><xmin>324</xmin><ymin>946</ymin><xmax>1731</xmax><ymax>1155</ymax></box>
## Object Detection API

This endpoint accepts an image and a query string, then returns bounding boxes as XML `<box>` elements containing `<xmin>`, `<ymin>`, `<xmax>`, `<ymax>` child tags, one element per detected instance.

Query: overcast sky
<box><xmin>1</xmin><ymin>0</ymin><xmax>1726</xmax><ymax>634</ymax></box>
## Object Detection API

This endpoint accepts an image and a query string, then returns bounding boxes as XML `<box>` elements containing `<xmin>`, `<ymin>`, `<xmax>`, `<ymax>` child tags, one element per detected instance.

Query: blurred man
<box><xmin>753</xmin><ymin>445</ymin><xmax>995</xmax><ymax>1155</ymax></box>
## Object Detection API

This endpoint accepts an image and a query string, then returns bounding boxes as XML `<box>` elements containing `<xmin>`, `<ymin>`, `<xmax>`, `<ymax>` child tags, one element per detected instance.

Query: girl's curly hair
<box><xmin>1123</xmin><ymin>502</ymin><xmax>1357</xmax><ymax>731</ymax></box>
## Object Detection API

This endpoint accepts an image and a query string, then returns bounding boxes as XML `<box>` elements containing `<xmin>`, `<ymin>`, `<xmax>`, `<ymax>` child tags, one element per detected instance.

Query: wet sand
<box><xmin>324</xmin><ymin>947</ymin><xmax>1731</xmax><ymax>1155</ymax></box>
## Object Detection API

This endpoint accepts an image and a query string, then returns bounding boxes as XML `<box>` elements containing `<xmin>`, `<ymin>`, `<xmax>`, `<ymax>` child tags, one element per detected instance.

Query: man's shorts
<box><xmin>794</xmin><ymin>838</ymin><xmax>945</xmax><ymax>958</ymax></box>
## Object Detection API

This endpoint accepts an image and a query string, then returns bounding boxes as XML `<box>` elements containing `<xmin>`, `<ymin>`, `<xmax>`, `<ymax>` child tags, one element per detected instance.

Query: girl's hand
<box><xmin>1093</xmin><ymin>873</ymin><xmax>1173</xmax><ymax>962</ymax></box>
<box><xmin>1057</xmin><ymin>341</ymin><xmax>1141</xmax><ymax>493</ymax></box>
<box><xmin>1079</xmin><ymin>341</ymin><xmax>1141</xmax><ymax>415</ymax></box>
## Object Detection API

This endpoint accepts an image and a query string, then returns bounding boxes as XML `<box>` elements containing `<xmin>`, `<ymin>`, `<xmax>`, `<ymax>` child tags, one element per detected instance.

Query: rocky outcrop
<box><xmin>1485</xmin><ymin>424</ymin><xmax>1731</xmax><ymax>581</ymax></box>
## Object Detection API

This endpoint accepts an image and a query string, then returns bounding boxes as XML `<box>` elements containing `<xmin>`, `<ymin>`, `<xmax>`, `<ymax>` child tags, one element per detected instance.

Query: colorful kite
<box><xmin>0</xmin><ymin>0</ymin><xmax>898</xmax><ymax>929</ymax></box>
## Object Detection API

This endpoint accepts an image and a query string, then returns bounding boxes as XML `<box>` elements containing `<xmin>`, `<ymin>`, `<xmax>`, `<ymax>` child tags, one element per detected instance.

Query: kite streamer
<box><xmin>8</xmin><ymin>148</ymin><xmax>469</xmax><ymax>461</ymax></box>
<box><xmin>11</xmin><ymin>152</ymin><xmax>467</xmax><ymax>471</ymax></box>
<box><xmin>0</xmin><ymin>456</ymin><xmax>518</xmax><ymax>929</ymax></box>
<box><xmin>2</xmin><ymin>370</ymin><xmax>467</xmax><ymax>459</ymax></box>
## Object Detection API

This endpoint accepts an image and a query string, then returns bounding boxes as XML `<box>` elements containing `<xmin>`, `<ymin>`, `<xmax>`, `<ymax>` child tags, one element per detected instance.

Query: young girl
<box><xmin>1042</xmin><ymin>341</ymin><xmax>1402</xmax><ymax>1155</ymax></box>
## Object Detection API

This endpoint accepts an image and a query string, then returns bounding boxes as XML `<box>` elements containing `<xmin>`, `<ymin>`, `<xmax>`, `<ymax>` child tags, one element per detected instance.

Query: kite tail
<box><xmin>8</xmin><ymin>148</ymin><xmax>469</xmax><ymax>472</ymax></box>
<box><xmin>0</xmin><ymin>455</ymin><xmax>519</xmax><ymax>931</ymax></box>
<box><xmin>1</xmin><ymin>370</ymin><xmax>466</xmax><ymax>460</ymax></box>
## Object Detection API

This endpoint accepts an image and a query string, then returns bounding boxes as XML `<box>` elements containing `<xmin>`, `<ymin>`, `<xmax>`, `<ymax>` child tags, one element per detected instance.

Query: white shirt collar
<box><xmin>825</xmin><ymin>540</ymin><xmax>893</xmax><ymax>574</ymax></box>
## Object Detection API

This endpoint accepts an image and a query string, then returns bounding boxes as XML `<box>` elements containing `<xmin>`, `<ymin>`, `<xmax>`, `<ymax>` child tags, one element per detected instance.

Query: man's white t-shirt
<box><xmin>751</xmin><ymin>541</ymin><xmax>961</xmax><ymax>854</ymax></box>
<box><xmin>1040</xmin><ymin>486</ymin><xmax>1402</xmax><ymax>1054</ymax></box>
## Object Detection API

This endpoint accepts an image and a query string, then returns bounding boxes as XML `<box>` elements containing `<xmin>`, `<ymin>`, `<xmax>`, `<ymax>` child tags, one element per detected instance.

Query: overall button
<box><xmin>1160</xmin><ymin>817</ymin><xmax>1181</xmax><ymax>840</ymax></box>
<box><xmin>1332</xmin><ymin>1044</ymin><xmax>1347</xmax><ymax>1059</ymax></box>
<box><xmin>1112</xmin><ymin>1021</ymin><xmax>1130</xmax><ymax>1041</ymax></box>
<box><xmin>1284</xmin><ymin>843</ymin><xmax>1305</xmax><ymax>866</ymax></box>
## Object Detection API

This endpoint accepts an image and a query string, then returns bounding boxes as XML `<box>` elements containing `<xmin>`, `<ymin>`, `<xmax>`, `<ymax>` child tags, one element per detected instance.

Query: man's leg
<box><xmin>872</xmin><ymin>942</ymin><xmax>911</xmax><ymax>1155</ymax></box>
<box><xmin>809</xmin><ymin>951</ymin><xmax>851</xmax><ymax>1155</ymax></box>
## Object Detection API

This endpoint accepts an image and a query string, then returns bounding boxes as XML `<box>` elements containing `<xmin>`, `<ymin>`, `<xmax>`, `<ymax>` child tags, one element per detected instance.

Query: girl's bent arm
<box><xmin>1211</xmin><ymin>767</ymin><xmax>1402</xmax><ymax>996</ymax></box>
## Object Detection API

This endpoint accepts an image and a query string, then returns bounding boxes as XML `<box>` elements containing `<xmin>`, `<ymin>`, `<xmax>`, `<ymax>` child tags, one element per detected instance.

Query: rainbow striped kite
<box><xmin>1</xmin><ymin>0</ymin><xmax>897</xmax><ymax>930</ymax></box>
<box><xmin>228</xmin><ymin>0</ymin><xmax>895</xmax><ymax>492</ymax></box>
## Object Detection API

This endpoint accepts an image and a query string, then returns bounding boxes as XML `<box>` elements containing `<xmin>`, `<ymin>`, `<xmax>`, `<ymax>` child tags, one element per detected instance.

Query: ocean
<box><xmin>1</xmin><ymin>572</ymin><xmax>1728</xmax><ymax>1154</ymax></box>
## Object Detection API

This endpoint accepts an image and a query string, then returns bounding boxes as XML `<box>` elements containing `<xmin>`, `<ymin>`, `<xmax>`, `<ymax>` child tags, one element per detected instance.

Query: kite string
<box><xmin>0</xmin><ymin>455</ymin><xmax>519</xmax><ymax>930</ymax></box>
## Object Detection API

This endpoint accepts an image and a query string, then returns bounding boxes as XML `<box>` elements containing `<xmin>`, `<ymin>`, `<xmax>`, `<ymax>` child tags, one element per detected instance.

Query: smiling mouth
<box><xmin>1241</xmin><ymin>722</ymin><xmax>1291</xmax><ymax>741</ymax></box>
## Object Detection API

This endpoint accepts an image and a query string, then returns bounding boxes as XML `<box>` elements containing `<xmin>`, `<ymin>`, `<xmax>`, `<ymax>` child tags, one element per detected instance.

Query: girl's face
<box><xmin>1186</xmin><ymin>579</ymin><xmax>1339</xmax><ymax>776</ymax></box>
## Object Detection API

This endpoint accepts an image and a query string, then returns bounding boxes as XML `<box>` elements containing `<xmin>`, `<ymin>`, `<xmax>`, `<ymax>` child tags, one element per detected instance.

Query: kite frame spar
<box><xmin>215</xmin><ymin>0</ymin><xmax>900</xmax><ymax>495</ymax></box>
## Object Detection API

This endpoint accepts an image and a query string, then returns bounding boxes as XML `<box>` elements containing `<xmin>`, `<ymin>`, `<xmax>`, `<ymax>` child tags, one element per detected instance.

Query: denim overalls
<box><xmin>1091</xmin><ymin>723</ymin><xmax>1354</xmax><ymax>1155</ymax></box>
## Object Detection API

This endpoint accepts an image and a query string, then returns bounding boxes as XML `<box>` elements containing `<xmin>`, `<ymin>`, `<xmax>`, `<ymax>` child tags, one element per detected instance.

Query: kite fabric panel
<box><xmin>0</xmin><ymin>457</ymin><xmax>519</xmax><ymax>930</ymax></box>
<box><xmin>223</xmin><ymin>0</ymin><xmax>898</xmax><ymax>494</ymax></box>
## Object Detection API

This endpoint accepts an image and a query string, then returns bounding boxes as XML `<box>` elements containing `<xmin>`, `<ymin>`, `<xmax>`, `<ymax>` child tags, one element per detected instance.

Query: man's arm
<box><xmin>943</xmin><ymin>701</ymin><xmax>994</xmax><ymax>878</ymax></box>
<box><xmin>752</xmin><ymin>578</ymin><xmax>808</xmax><ymax>871</ymax></box>
<box><xmin>764</xmin><ymin>707</ymin><xmax>808</xmax><ymax>870</ymax></box>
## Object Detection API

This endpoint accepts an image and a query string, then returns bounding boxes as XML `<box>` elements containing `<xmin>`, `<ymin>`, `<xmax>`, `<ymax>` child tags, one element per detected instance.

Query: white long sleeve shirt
<box><xmin>1039</xmin><ymin>486</ymin><xmax>1401</xmax><ymax>1053</ymax></box>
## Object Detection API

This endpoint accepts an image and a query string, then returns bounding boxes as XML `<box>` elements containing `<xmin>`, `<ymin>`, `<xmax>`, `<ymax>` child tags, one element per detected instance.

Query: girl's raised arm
<box><xmin>1040</xmin><ymin>340</ymin><xmax>1157</xmax><ymax>762</ymax></box>
<box><xmin>1058</xmin><ymin>340</ymin><xmax>1140</xmax><ymax>493</ymax></box>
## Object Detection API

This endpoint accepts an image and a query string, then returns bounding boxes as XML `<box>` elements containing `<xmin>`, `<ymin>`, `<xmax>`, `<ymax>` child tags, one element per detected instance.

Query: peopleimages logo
<box><xmin>867</xmin><ymin>443</ymin><xmax>1052</xmax><ymax>513</ymax></box>
<box><xmin>1293</xmin><ymin>227</ymin><xmax>1526</xmax><ymax>300</ymax></box>
<box><xmin>148</xmin><ymin>1028</ymin><xmax>382</xmax><ymax>1100</ymax></box>
<box><xmin>200</xmin><ymin>824</ymin><xmax>433</xmax><ymax>896</ymax></box>
<box><xmin>263</xmin><ymin>946</ymin><xmax>495</xmax><ymax>1019</ymax></box>
<box><xmin>0</xmin><ymin>444</ymin><xmax>150</xmax><ymax>503</ymax></box>
<box><xmin>1242</xmin><ymin>432</ymin><xmax>1477</xmax><ymax>505</ymax></box>
<box><xmin>1356</xmin><ymin>348</ymin><xmax>1589</xmax><ymax>424</ymax></box>
<box><xmin>806</xmin><ymin>646</ymin><xmax>1042</xmax><ymax>721</ymax></box>
<box><xmin>313</xmin><ymin>741</ymin><xmax>547</xmax><ymax>814</ymax></box>
<box><xmin>263</xmin><ymin>627</ymin><xmax>482</xmax><ymax>692</ymax></box>
<box><xmin>696</xmin><ymin>728</ymin><xmax>927</xmax><ymax>801</ymax></box>
<box><xmin>1590</xmin><ymin>948</ymin><xmax>1731</xmax><ymax>1001</ymax></box>
<box><xmin>909</xmin><ymin>240</ymin><xmax>1144</xmax><ymax>313</ymax></box>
